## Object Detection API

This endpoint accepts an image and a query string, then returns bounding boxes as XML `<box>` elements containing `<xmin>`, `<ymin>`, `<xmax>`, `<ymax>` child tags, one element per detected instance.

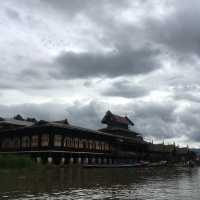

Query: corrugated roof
<box><xmin>4</xmin><ymin>121</ymin><xmax>141</xmax><ymax>143</ymax></box>
<box><xmin>0</xmin><ymin>118</ymin><xmax>34</xmax><ymax>127</ymax></box>
<box><xmin>40</xmin><ymin>122</ymin><xmax>145</xmax><ymax>143</ymax></box>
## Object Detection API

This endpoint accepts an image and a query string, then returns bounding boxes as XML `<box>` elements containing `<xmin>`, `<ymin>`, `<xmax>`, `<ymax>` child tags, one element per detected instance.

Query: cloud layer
<box><xmin>1</xmin><ymin>0</ymin><xmax>200</xmax><ymax>147</ymax></box>
<box><xmin>51</xmin><ymin>47</ymin><xmax>160</xmax><ymax>79</ymax></box>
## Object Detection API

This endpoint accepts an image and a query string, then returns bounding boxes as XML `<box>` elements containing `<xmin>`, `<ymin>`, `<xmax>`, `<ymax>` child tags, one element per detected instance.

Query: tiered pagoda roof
<box><xmin>100</xmin><ymin>111</ymin><xmax>143</xmax><ymax>140</ymax></box>
<box><xmin>101</xmin><ymin>110</ymin><xmax>134</xmax><ymax>129</ymax></box>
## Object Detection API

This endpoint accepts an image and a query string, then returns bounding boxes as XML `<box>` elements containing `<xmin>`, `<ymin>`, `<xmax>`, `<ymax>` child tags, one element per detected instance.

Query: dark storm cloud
<box><xmin>0</xmin><ymin>100</ymin><xmax>178</xmax><ymax>140</ymax></box>
<box><xmin>83</xmin><ymin>80</ymin><xmax>92</xmax><ymax>87</ymax></box>
<box><xmin>5</xmin><ymin>7</ymin><xmax>20</xmax><ymax>20</ymax></box>
<box><xmin>0</xmin><ymin>103</ymin><xmax>67</xmax><ymax>121</ymax></box>
<box><xmin>0</xmin><ymin>73</ymin><xmax>60</xmax><ymax>91</ymax></box>
<box><xmin>40</xmin><ymin>0</ymin><xmax>130</xmax><ymax>17</ymax></box>
<box><xmin>132</xmin><ymin>100</ymin><xmax>200</xmax><ymax>142</ymax></box>
<box><xmin>0</xmin><ymin>99</ymin><xmax>200</xmax><ymax>143</ymax></box>
<box><xmin>0</xmin><ymin>99</ymin><xmax>184</xmax><ymax>142</ymax></box>
<box><xmin>20</xmin><ymin>69</ymin><xmax>42</xmax><ymax>79</ymax></box>
<box><xmin>0</xmin><ymin>82</ymin><xmax>15</xmax><ymax>90</ymax></box>
<box><xmin>0</xmin><ymin>101</ymin><xmax>104</xmax><ymax>129</ymax></box>
<box><xmin>2</xmin><ymin>0</ymin><xmax>200</xmax><ymax>146</ymax></box>
<box><xmin>0</xmin><ymin>78</ymin><xmax>49</xmax><ymax>91</ymax></box>
<box><xmin>129</xmin><ymin>101</ymin><xmax>178</xmax><ymax>139</ymax></box>
<box><xmin>133</xmin><ymin>101</ymin><xmax>176</xmax><ymax>123</ymax></box>
<box><xmin>147</xmin><ymin>1</ymin><xmax>200</xmax><ymax>57</ymax></box>
<box><xmin>171</xmin><ymin>84</ymin><xmax>200</xmax><ymax>103</ymax></box>
<box><xmin>50</xmin><ymin>47</ymin><xmax>160</xmax><ymax>79</ymax></box>
<box><xmin>66</xmin><ymin>101</ymin><xmax>104</xmax><ymax>129</ymax></box>
<box><xmin>177</xmin><ymin>105</ymin><xmax>200</xmax><ymax>141</ymax></box>
<box><xmin>174</xmin><ymin>92</ymin><xmax>200</xmax><ymax>103</ymax></box>
<box><xmin>102</xmin><ymin>80</ymin><xmax>149</xmax><ymax>98</ymax></box>
<box><xmin>40</xmin><ymin>0</ymin><xmax>163</xmax><ymax>80</ymax></box>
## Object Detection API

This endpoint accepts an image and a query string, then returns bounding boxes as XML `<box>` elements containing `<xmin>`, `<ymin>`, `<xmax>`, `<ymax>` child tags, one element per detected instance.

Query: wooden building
<box><xmin>0</xmin><ymin>116</ymin><xmax>34</xmax><ymax>132</ymax></box>
<box><xmin>0</xmin><ymin>111</ymin><xmax>194</xmax><ymax>165</ymax></box>
<box><xmin>99</xmin><ymin>110</ymin><xmax>143</xmax><ymax>140</ymax></box>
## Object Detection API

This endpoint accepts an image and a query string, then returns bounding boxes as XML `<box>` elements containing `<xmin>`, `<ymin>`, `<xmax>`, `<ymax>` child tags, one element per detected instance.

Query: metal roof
<box><xmin>0</xmin><ymin>118</ymin><xmax>34</xmax><ymax>127</ymax></box>
<box><xmin>0</xmin><ymin>119</ymin><xmax>147</xmax><ymax>145</ymax></box>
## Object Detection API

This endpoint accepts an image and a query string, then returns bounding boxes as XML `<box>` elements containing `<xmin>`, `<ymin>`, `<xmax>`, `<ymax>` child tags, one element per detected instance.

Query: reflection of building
<box><xmin>0</xmin><ymin>111</ymin><xmax>195</xmax><ymax>165</ymax></box>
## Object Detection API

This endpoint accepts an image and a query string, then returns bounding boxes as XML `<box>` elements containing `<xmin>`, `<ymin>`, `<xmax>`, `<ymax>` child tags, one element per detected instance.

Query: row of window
<box><xmin>62</xmin><ymin>136</ymin><xmax>110</xmax><ymax>151</ymax></box>
<box><xmin>1</xmin><ymin>134</ymin><xmax>111</xmax><ymax>152</ymax></box>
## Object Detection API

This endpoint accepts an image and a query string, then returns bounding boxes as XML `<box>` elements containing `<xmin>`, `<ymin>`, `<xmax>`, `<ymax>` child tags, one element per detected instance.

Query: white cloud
<box><xmin>1</xmin><ymin>0</ymin><xmax>200</xmax><ymax>147</ymax></box>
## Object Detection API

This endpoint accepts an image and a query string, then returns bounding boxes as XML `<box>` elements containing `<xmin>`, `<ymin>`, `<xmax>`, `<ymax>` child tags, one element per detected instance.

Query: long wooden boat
<box><xmin>82</xmin><ymin>163</ymin><xmax>146</xmax><ymax>168</ymax></box>
<box><xmin>147</xmin><ymin>161</ymin><xmax>167</xmax><ymax>167</ymax></box>
<box><xmin>82</xmin><ymin>161</ymin><xmax>168</xmax><ymax>168</ymax></box>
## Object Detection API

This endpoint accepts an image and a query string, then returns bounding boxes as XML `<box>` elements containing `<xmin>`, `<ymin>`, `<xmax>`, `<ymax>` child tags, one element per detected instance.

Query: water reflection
<box><xmin>0</xmin><ymin>166</ymin><xmax>199</xmax><ymax>199</ymax></box>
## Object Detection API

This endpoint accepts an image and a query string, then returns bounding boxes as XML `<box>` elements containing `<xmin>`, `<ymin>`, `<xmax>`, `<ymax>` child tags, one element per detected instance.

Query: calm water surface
<box><xmin>0</xmin><ymin>166</ymin><xmax>200</xmax><ymax>199</ymax></box>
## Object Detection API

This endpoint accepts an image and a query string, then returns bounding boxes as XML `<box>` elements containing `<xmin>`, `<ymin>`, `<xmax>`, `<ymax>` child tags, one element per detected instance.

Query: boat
<box><xmin>147</xmin><ymin>161</ymin><xmax>168</xmax><ymax>167</ymax></box>
<box><xmin>83</xmin><ymin>161</ymin><xmax>168</xmax><ymax>168</ymax></box>
<box><xmin>82</xmin><ymin>163</ymin><xmax>145</xmax><ymax>168</ymax></box>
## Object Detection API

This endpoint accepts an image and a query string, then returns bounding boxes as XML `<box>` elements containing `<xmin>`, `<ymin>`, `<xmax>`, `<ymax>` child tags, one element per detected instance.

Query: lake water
<box><xmin>0</xmin><ymin>166</ymin><xmax>200</xmax><ymax>200</ymax></box>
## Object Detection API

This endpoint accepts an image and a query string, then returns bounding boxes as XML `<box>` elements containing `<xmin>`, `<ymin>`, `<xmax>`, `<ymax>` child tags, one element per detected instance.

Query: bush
<box><xmin>0</xmin><ymin>155</ymin><xmax>35</xmax><ymax>169</ymax></box>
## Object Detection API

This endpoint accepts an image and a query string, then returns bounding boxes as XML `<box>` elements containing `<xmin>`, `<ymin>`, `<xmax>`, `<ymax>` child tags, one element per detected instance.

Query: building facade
<box><xmin>0</xmin><ymin>111</ymin><xmax>195</xmax><ymax>165</ymax></box>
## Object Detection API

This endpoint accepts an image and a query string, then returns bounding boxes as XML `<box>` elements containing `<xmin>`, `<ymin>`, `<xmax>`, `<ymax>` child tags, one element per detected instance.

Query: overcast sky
<box><xmin>1</xmin><ymin>0</ymin><xmax>200</xmax><ymax>147</ymax></box>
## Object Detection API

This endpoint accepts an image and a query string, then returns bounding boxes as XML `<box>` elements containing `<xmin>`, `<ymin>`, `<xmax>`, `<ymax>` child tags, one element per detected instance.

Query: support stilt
<box><xmin>47</xmin><ymin>157</ymin><xmax>53</xmax><ymax>164</ymax></box>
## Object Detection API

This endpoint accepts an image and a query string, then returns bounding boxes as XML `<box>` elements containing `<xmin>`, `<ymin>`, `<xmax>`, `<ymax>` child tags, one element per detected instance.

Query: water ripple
<box><xmin>0</xmin><ymin>167</ymin><xmax>199</xmax><ymax>200</ymax></box>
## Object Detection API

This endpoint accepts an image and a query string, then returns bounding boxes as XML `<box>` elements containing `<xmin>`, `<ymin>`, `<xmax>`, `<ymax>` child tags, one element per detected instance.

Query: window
<box><xmin>41</xmin><ymin>134</ymin><xmax>49</xmax><ymax>147</ymax></box>
<box><xmin>1</xmin><ymin>137</ymin><xmax>15</xmax><ymax>149</ymax></box>
<box><xmin>96</xmin><ymin>141</ymin><xmax>100</xmax><ymax>150</ymax></box>
<box><xmin>22</xmin><ymin>136</ymin><xmax>30</xmax><ymax>148</ymax></box>
<box><xmin>79</xmin><ymin>139</ymin><xmax>83</xmax><ymax>149</ymax></box>
<box><xmin>105</xmin><ymin>143</ymin><xmax>109</xmax><ymax>151</ymax></box>
<box><xmin>74</xmin><ymin>138</ymin><xmax>79</xmax><ymax>149</ymax></box>
<box><xmin>70</xmin><ymin>138</ymin><xmax>74</xmax><ymax>147</ymax></box>
<box><xmin>101</xmin><ymin>142</ymin><xmax>105</xmax><ymax>151</ymax></box>
<box><xmin>89</xmin><ymin>140</ymin><xmax>93</xmax><ymax>150</ymax></box>
<box><xmin>13</xmin><ymin>137</ymin><xmax>20</xmax><ymax>149</ymax></box>
<box><xmin>65</xmin><ymin>137</ymin><xmax>72</xmax><ymax>148</ymax></box>
<box><xmin>64</xmin><ymin>137</ymin><xmax>75</xmax><ymax>148</ymax></box>
<box><xmin>86</xmin><ymin>140</ymin><xmax>89</xmax><ymax>149</ymax></box>
<box><xmin>31</xmin><ymin>135</ymin><xmax>39</xmax><ymax>147</ymax></box>
<box><xmin>1</xmin><ymin>138</ymin><xmax>10</xmax><ymax>149</ymax></box>
<box><xmin>64</xmin><ymin>137</ymin><xmax>69</xmax><ymax>148</ymax></box>
<box><xmin>82</xmin><ymin>140</ymin><xmax>87</xmax><ymax>149</ymax></box>
<box><xmin>108</xmin><ymin>144</ymin><xmax>112</xmax><ymax>151</ymax></box>
<box><xmin>92</xmin><ymin>141</ymin><xmax>96</xmax><ymax>150</ymax></box>
<box><xmin>8</xmin><ymin>137</ymin><xmax>14</xmax><ymax>149</ymax></box>
<box><xmin>54</xmin><ymin>134</ymin><xmax>62</xmax><ymax>147</ymax></box>
<box><xmin>69</xmin><ymin>138</ymin><xmax>73</xmax><ymax>148</ymax></box>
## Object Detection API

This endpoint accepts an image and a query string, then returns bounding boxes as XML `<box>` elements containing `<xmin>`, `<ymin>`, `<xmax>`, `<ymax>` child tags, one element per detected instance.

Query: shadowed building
<box><xmin>99</xmin><ymin>110</ymin><xmax>143</xmax><ymax>140</ymax></box>
<box><xmin>0</xmin><ymin>116</ymin><xmax>34</xmax><ymax>132</ymax></box>
<box><xmin>0</xmin><ymin>111</ymin><xmax>194</xmax><ymax>165</ymax></box>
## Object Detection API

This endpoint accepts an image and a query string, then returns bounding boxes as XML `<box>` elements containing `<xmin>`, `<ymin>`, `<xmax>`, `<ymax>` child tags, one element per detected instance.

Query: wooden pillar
<box><xmin>98</xmin><ymin>157</ymin><xmax>102</xmax><ymax>164</ymax></box>
<box><xmin>70</xmin><ymin>157</ymin><xmax>74</xmax><ymax>164</ymax></box>
<box><xmin>47</xmin><ymin>157</ymin><xmax>53</xmax><ymax>164</ymax></box>
<box><xmin>77</xmin><ymin>157</ymin><xmax>82</xmax><ymax>164</ymax></box>
<box><xmin>92</xmin><ymin>157</ymin><xmax>96</xmax><ymax>164</ymax></box>
<box><xmin>84</xmin><ymin>157</ymin><xmax>88</xmax><ymax>164</ymax></box>
<box><xmin>61</xmin><ymin>157</ymin><xmax>65</xmax><ymax>165</ymax></box>
<box><xmin>36</xmin><ymin>157</ymin><xmax>41</xmax><ymax>164</ymax></box>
